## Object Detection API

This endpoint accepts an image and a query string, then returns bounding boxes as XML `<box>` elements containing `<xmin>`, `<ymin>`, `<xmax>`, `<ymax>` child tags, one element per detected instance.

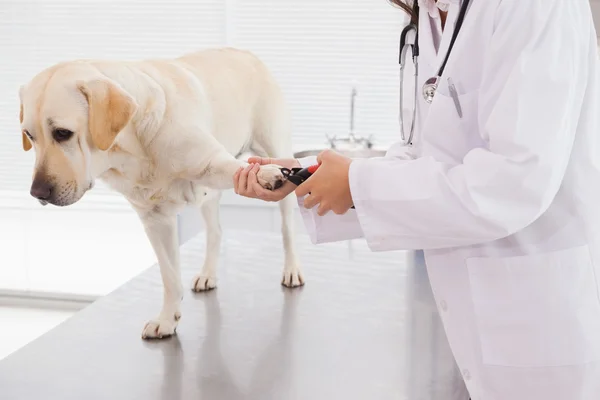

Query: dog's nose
<box><xmin>30</xmin><ymin>180</ymin><xmax>53</xmax><ymax>201</ymax></box>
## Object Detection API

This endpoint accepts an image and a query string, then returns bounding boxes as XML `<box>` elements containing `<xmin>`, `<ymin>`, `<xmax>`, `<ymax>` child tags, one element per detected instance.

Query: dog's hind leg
<box><xmin>192</xmin><ymin>190</ymin><xmax>222</xmax><ymax>292</ymax></box>
<box><xmin>277</xmin><ymin>194</ymin><xmax>305</xmax><ymax>287</ymax></box>
<box><xmin>252</xmin><ymin>138</ymin><xmax>304</xmax><ymax>288</ymax></box>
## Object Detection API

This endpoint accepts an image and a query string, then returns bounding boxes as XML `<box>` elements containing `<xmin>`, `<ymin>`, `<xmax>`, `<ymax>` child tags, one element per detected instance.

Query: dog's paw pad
<box><xmin>141</xmin><ymin>314</ymin><xmax>179</xmax><ymax>340</ymax></box>
<box><xmin>192</xmin><ymin>275</ymin><xmax>217</xmax><ymax>292</ymax></box>
<box><xmin>282</xmin><ymin>268</ymin><xmax>305</xmax><ymax>288</ymax></box>
<box><xmin>257</xmin><ymin>164</ymin><xmax>285</xmax><ymax>191</ymax></box>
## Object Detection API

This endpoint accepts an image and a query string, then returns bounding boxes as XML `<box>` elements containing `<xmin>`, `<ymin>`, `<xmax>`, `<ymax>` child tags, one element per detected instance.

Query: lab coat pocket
<box><xmin>466</xmin><ymin>245</ymin><xmax>600</xmax><ymax>368</ymax></box>
<box><xmin>423</xmin><ymin>88</ymin><xmax>483</xmax><ymax>163</ymax></box>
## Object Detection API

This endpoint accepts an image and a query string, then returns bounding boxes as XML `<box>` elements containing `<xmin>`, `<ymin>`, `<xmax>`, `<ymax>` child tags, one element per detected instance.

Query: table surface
<box><xmin>0</xmin><ymin>230</ymin><xmax>466</xmax><ymax>400</ymax></box>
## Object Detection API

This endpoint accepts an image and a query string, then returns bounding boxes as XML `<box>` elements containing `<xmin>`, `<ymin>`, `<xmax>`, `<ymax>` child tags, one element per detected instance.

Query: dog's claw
<box><xmin>273</xmin><ymin>179</ymin><xmax>284</xmax><ymax>190</ymax></box>
<box><xmin>282</xmin><ymin>268</ymin><xmax>305</xmax><ymax>288</ymax></box>
<box><xmin>192</xmin><ymin>275</ymin><xmax>217</xmax><ymax>292</ymax></box>
<box><xmin>141</xmin><ymin>312</ymin><xmax>180</xmax><ymax>339</ymax></box>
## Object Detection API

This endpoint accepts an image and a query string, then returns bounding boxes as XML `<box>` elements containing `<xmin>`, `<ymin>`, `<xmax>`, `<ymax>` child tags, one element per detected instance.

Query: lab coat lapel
<box><xmin>417</xmin><ymin>4</ymin><xmax>437</xmax><ymax>65</ymax></box>
<box><xmin>434</xmin><ymin>3</ymin><xmax>460</xmax><ymax>67</ymax></box>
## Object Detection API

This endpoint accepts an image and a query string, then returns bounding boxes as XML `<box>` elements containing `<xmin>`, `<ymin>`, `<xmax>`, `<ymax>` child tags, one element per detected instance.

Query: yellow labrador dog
<box><xmin>19</xmin><ymin>47</ymin><xmax>304</xmax><ymax>339</ymax></box>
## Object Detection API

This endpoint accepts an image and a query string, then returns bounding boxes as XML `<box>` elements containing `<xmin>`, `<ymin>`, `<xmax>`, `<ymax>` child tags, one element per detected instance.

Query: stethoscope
<box><xmin>398</xmin><ymin>0</ymin><xmax>471</xmax><ymax>145</ymax></box>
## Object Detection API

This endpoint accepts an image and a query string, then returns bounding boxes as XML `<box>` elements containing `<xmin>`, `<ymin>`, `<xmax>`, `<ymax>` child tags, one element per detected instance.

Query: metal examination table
<box><xmin>0</xmin><ymin>229</ymin><xmax>468</xmax><ymax>400</ymax></box>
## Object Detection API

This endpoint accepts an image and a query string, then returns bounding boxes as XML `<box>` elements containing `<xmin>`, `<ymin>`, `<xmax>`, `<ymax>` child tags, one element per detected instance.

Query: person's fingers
<box><xmin>294</xmin><ymin>178</ymin><xmax>312</xmax><ymax>197</ymax></box>
<box><xmin>288</xmin><ymin>158</ymin><xmax>301</xmax><ymax>168</ymax></box>
<box><xmin>248</xmin><ymin>156</ymin><xmax>271</xmax><ymax>165</ymax></box>
<box><xmin>247</xmin><ymin>156</ymin><xmax>301</xmax><ymax>169</ymax></box>
<box><xmin>317</xmin><ymin>201</ymin><xmax>330</xmax><ymax>216</ymax></box>
<box><xmin>277</xmin><ymin>181</ymin><xmax>296</xmax><ymax>199</ymax></box>
<box><xmin>251</xmin><ymin>179</ymin><xmax>294</xmax><ymax>202</ymax></box>
<box><xmin>247</xmin><ymin>164</ymin><xmax>262</xmax><ymax>196</ymax></box>
<box><xmin>332</xmin><ymin>206</ymin><xmax>346</xmax><ymax>215</ymax></box>
<box><xmin>238</xmin><ymin>164</ymin><xmax>253</xmax><ymax>194</ymax></box>
<box><xmin>332</xmin><ymin>204</ymin><xmax>350</xmax><ymax>215</ymax></box>
<box><xmin>302</xmin><ymin>193</ymin><xmax>320</xmax><ymax>209</ymax></box>
<box><xmin>251</xmin><ymin>180</ymin><xmax>275</xmax><ymax>200</ymax></box>
<box><xmin>247</xmin><ymin>163</ymin><xmax>260</xmax><ymax>193</ymax></box>
<box><xmin>316</xmin><ymin>152</ymin><xmax>323</xmax><ymax>165</ymax></box>
<box><xmin>316</xmin><ymin>149</ymin><xmax>333</xmax><ymax>165</ymax></box>
<box><xmin>233</xmin><ymin>167</ymin><xmax>243</xmax><ymax>194</ymax></box>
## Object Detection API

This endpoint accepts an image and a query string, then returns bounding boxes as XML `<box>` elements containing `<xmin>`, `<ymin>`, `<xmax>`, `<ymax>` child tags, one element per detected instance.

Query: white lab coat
<box><xmin>297</xmin><ymin>1</ymin><xmax>600</xmax><ymax>399</ymax></box>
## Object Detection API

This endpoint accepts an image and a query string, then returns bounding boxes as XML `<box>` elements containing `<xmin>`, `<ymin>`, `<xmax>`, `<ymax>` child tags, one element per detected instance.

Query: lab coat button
<box><xmin>440</xmin><ymin>300</ymin><xmax>448</xmax><ymax>311</ymax></box>
<box><xmin>462</xmin><ymin>369</ymin><xmax>471</xmax><ymax>380</ymax></box>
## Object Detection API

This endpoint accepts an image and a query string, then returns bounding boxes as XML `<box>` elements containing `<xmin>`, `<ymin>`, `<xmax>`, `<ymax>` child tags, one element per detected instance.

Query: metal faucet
<box><xmin>327</xmin><ymin>85</ymin><xmax>373</xmax><ymax>150</ymax></box>
<box><xmin>349</xmin><ymin>86</ymin><xmax>357</xmax><ymax>141</ymax></box>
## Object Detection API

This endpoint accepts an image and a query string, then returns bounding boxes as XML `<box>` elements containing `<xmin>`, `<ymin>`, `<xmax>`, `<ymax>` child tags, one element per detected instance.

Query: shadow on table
<box><xmin>149</xmin><ymin>288</ymin><xmax>301</xmax><ymax>400</ymax></box>
<box><xmin>194</xmin><ymin>289</ymin><xmax>301</xmax><ymax>400</ymax></box>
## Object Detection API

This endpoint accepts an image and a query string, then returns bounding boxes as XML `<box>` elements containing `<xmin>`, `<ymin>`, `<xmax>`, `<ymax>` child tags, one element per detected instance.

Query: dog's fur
<box><xmin>19</xmin><ymin>47</ymin><xmax>304</xmax><ymax>339</ymax></box>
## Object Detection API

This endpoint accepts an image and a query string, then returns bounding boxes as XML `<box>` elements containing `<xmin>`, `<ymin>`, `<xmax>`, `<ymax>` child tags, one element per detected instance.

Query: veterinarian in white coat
<box><xmin>234</xmin><ymin>0</ymin><xmax>600</xmax><ymax>398</ymax></box>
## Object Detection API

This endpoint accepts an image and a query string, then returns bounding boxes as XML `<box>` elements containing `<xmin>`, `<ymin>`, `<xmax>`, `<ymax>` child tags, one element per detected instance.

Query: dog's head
<box><xmin>20</xmin><ymin>62</ymin><xmax>138</xmax><ymax>206</ymax></box>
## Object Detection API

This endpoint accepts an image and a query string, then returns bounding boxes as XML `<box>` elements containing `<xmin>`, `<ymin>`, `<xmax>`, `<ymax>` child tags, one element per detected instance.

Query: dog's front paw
<box><xmin>141</xmin><ymin>311</ymin><xmax>181</xmax><ymax>340</ymax></box>
<box><xmin>257</xmin><ymin>164</ymin><xmax>285</xmax><ymax>191</ymax></box>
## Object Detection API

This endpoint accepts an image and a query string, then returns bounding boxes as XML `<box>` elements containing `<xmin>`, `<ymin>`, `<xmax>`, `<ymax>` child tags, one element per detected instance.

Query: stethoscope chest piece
<box><xmin>422</xmin><ymin>76</ymin><xmax>439</xmax><ymax>104</ymax></box>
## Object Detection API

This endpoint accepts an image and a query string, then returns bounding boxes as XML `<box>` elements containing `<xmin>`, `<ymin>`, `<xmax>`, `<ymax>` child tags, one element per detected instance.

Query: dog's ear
<box><xmin>20</xmin><ymin>100</ymin><xmax>32</xmax><ymax>152</ymax></box>
<box><xmin>76</xmin><ymin>79</ymin><xmax>137</xmax><ymax>151</ymax></box>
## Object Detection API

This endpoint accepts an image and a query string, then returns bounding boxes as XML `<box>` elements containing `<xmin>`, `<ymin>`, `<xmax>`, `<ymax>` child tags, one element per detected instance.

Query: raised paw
<box><xmin>257</xmin><ymin>164</ymin><xmax>285</xmax><ymax>191</ymax></box>
<box><xmin>141</xmin><ymin>311</ymin><xmax>181</xmax><ymax>340</ymax></box>
<box><xmin>282</xmin><ymin>268</ymin><xmax>305</xmax><ymax>288</ymax></box>
<box><xmin>192</xmin><ymin>275</ymin><xmax>217</xmax><ymax>292</ymax></box>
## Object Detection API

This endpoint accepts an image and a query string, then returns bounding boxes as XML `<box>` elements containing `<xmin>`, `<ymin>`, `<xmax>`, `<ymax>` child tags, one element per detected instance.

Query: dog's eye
<box><xmin>53</xmin><ymin>128</ymin><xmax>74</xmax><ymax>142</ymax></box>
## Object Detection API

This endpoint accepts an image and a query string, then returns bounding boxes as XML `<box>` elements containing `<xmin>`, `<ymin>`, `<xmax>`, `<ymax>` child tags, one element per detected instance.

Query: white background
<box><xmin>3</xmin><ymin>0</ymin><xmax>600</xmax><ymax>299</ymax></box>
<box><xmin>0</xmin><ymin>0</ymin><xmax>409</xmax><ymax>297</ymax></box>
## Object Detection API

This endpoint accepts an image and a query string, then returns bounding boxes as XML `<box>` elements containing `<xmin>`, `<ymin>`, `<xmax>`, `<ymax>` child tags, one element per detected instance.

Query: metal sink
<box><xmin>294</xmin><ymin>85</ymin><xmax>387</xmax><ymax>160</ymax></box>
<box><xmin>293</xmin><ymin>147</ymin><xmax>386</xmax><ymax>159</ymax></box>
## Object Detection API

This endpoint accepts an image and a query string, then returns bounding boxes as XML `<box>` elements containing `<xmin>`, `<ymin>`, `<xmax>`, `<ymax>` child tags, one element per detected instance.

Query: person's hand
<box><xmin>233</xmin><ymin>157</ymin><xmax>300</xmax><ymax>202</ymax></box>
<box><xmin>295</xmin><ymin>150</ymin><xmax>354</xmax><ymax>216</ymax></box>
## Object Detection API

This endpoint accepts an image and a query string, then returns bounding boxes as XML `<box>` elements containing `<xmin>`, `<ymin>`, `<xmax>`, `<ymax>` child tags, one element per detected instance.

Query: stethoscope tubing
<box><xmin>397</xmin><ymin>0</ymin><xmax>471</xmax><ymax>146</ymax></box>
